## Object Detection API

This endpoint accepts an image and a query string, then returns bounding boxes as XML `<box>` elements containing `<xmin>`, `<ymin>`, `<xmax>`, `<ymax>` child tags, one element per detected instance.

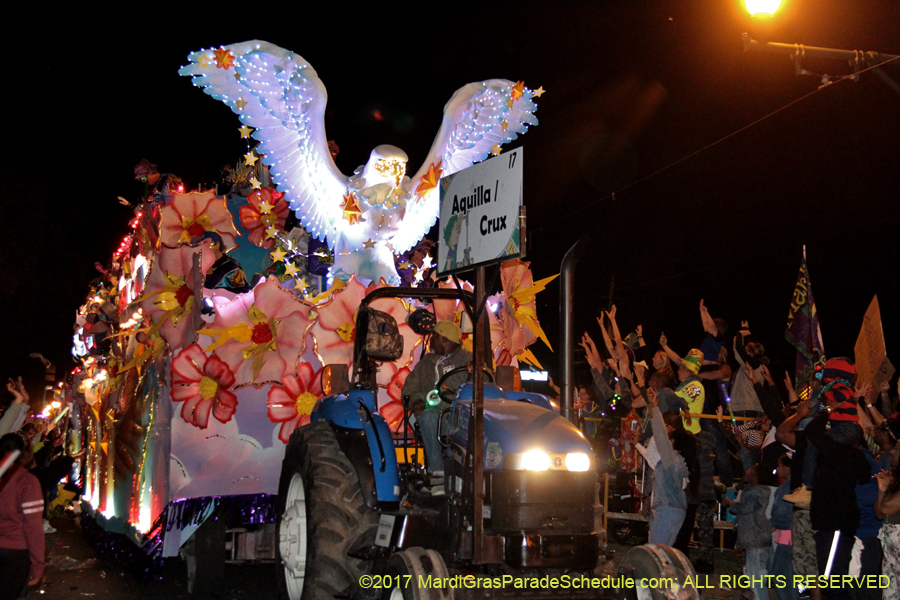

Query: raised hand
<box><xmin>647</xmin><ymin>387</ymin><xmax>658</xmax><ymax>408</ymax></box>
<box><xmin>636</xmin><ymin>324</ymin><xmax>643</xmax><ymax>338</ymax></box>
<box><xmin>659</xmin><ymin>332</ymin><xmax>668</xmax><ymax>347</ymax></box>
<box><xmin>744</xmin><ymin>362</ymin><xmax>758</xmax><ymax>384</ymax></box>
<box><xmin>759</xmin><ymin>364</ymin><xmax>775</xmax><ymax>385</ymax></box>
<box><xmin>606</xmin><ymin>304</ymin><xmax>617</xmax><ymax>320</ymax></box>
<box><xmin>6</xmin><ymin>377</ymin><xmax>28</xmax><ymax>404</ymax></box>
<box><xmin>716</xmin><ymin>405</ymin><xmax>724</xmax><ymax>423</ymax></box>
<box><xmin>855</xmin><ymin>383</ymin><xmax>873</xmax><ymax>399</ymax></box>
<box><xmin>876</xmin><ymin>470</ymin><xmax>893</xmax><ymax>492</ymax></box>
<box><xmin>784</xmin><ymin>371</ymin><xmax>799</xmax><ymax>405</ymax></box>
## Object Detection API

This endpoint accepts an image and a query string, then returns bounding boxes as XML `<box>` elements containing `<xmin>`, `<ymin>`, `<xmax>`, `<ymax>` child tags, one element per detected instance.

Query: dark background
<box><xmin>2</xmin><ymin>1</ymin><xmax>899</xmax><ymax>400</ymax></box>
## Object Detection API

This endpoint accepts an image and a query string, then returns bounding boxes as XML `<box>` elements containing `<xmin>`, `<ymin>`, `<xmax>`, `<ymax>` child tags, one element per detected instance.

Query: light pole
<box><xmin>741</xmin><ymin>1</ymin><xmax>900</xmax><ymax>94</ymax></box>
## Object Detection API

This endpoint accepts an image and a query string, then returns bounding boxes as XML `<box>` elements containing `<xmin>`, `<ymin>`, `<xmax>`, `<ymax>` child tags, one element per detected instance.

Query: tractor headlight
<box><xmin>521</xmin><ymin>450</ymin><xmax>551</xmax><ymax>471</ymax></box>
<box><xmin>565</xmin><ymin>452</ymin><xmax>591</xmax><ymax>472</ymax></box>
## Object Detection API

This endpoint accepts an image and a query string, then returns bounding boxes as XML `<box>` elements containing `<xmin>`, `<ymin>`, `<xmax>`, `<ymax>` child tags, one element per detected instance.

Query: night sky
<box><xmin>3</xmin><ymin>1</ymin><xmax>899</xmax><ymax>398</ymax></box>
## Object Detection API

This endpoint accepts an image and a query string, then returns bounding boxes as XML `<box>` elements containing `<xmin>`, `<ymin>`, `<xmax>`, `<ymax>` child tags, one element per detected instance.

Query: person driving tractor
<box><xmin>401</xmin><ymin>320</ymin><xmax>473</xmax><ymax>474</ymax></box>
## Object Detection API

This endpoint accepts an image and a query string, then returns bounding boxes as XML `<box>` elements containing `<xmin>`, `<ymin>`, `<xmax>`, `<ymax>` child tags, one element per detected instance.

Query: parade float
<box><xmin>67</xmin><ymin>40</ymin><xmax>555</xmax><ymax>580</ymax></box>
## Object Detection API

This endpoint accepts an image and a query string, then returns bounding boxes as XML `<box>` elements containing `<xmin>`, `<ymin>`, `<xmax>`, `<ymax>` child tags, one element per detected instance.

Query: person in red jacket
<box><xmin>0</xmin><ymin>432</ymin><xmax>45</xmax><ymax>598</ymax></box>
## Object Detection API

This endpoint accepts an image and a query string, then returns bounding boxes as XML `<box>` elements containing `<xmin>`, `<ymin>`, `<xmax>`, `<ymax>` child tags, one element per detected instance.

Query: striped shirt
<box><xmin>0</xmin><ymin>464</ymin><xmax>45</xmax><ymax>580</ymax></box>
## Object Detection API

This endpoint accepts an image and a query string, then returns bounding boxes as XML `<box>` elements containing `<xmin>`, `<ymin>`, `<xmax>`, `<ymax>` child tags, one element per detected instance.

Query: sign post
<box><xmin>437</xmin><ymin>149</ymin><xmax>525</xmax><ymax>565</ymax></box>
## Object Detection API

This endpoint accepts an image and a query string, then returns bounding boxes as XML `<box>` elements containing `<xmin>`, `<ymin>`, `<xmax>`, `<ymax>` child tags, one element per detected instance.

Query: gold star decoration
<box><xmin>295</xmin><ymin>277</ymin><xmax>309</xmax><ymax>295</ymax></box>
<box><xmin>239</xmin><ymin>124</ymin><xmax>253</xmax><ymax>139</ymax></box>
<box><xmin>386</xmin><ymin>241</ymin><xmax>395</xmax><ymax>253</ymax></box>
<box><xmin>270</xmin><ymin>247</ymin><xmax>287</xmax><ymax>263</ymax></box>
<box><xmin>533</xmin><ymin>86</ymin><xmax>546</xmax><ymax>98</ymax></box>
<box><xmin>265</xmin><ymin>226</ymin><xmax>278</xmax><ymax>239</ymax></box>
<box><xmin>511</xmin><ymin>81</ymin><xmax>525</xmax><ymax>101</ymax></box>
<box><xmin>491</xmin><ymin>144</ymin><xmax>503</xmax><ymax>156</ymax></box>
<box><xmin>340</xmin><ymin>193</ymin><xmax>363</xmax><ymax>225</ymax></box>
<box><xmin>415</xmin><ymin>160</ymin><xmax>443</xmax><ymax>198</ymax></box>
<box><xmin>233</xmin><ymin>72</ymin><xmax>241</xmax><ymax>81</ymax></box>
<box><xmin>244</xmin><ymin>152</ymin><xmax>258</xmax><ymax>166</ymax></box>
<box><xmin>284</xmin><ymin>262</ymin><xmax>299</xmax><ymax>277</ymax></box>
<box><xmin>259</xmin><ymin>199</ymin><xmax>273</xmax><ymax>214</ymax></box>
<box><xmin>213</xmin><ymin>47</ymin><xmax>235</xmax><ymax>70</ymax></box>
<box><xmin>501</xmin><ymin>120</ymin><xmax>508</xmax><ymax>132</ymax></box>
<box><xmin>362</xmin><ymin>239</ymin><xmax>376</xmax><ymax>249</ymax></box>
<box><xmin>235</xmin><ymin>97</ymin><xmax>248</xmax><ymax>110</ymax></box>
<box><xmin>506</xmin><ymin>98</ymin><xmax>514</xmax><ymax>109</ymax></box>
<box><xmin>250</xmin><ymin>176</ymin><xmax>261</xmax><ymax>189</ymax></box>
<box><xmin>196</xmin><ymin>54</ymin><xmax>211</xmax><ymax>68</ymax></box>
<box><xmin>420</xmin><ymin>254</ymin><xmax>434</xmax><ymax>272</ymax></box>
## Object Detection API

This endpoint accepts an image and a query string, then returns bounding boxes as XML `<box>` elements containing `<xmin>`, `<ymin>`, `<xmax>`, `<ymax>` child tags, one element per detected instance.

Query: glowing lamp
<box><xmin>521</xmin><ymin>450</ymin><xmax>551</xmax><ymax>471</ymax></box>
<box><xmin>744</xmin><ymin>0</ymin><xmax>782</xmax><ymax>16</ymax></box>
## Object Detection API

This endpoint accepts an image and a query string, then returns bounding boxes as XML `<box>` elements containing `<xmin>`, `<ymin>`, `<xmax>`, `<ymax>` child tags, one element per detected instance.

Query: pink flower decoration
<box><xmin>238</xmin><ymin>188</ymin><xmax>290</xmax><ymax>249</ymax></box>
<box><xmin>201</xmin><ymin>277</ymin><xmax>311</xmax><ymax>386</ymax></box>
<box><xmin>136</xmin><ymin>244</ymin><xmax>213</xmax><ymax>350</ymax></box>
<box><xmin>171</xmin><ymin>344</ymin><xmax>238</xmax><ymax>429</ymax></box>
<box><xmin>266</xmin><ymin>362</ymin><xmax>322</xmax><ymax>444</ymax></box>
<box><xmin>159</xmin><ymin>191</ymin><xmax>239</xmax><ymax>248</ymax></box>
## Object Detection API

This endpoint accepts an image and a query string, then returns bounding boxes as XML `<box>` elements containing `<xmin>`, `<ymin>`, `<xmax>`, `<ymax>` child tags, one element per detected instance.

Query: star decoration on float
<box><xmin>258</xmin><ymin>199</ymin><xmax>273</xmax><ymax>214</ymax></box>
<box><xmin>414</xmin><ymin>161</ymin><xmax>443</xmax><ymax>198</ymax></box>
<box><xmin>213</xmin><ymin>47</ymin><xmax>235</xmax><ymax>70</ymax></box>
<box><xmin>386</xmin><ymin>242</ymin><xmax>395</xmax><ymax>253</ymax></box>
<box><xmin>420</xmin><ymin>254</ymin><xmax>434</xmax><ymax>272</ymax></box>
<box><xmin>244</xmin><ymin>152</ymin><xmax>258</xmax><ymax>166</ymax></box>
<box><xmin>239</xmin><ymin>125</ymin><xmax>253</xmax><ymax>139</ymax></box>
<box><xmin>270</xmin><ymin>247</ymin><xmax>287</xmax><ymax>263</ymax></box>
<box><xmin>196</xmin><ymin>54</ymin><xmax>211</xmax><ymax>68</ymax></box>
<box><xmin>501</xmin><ymin>121</ymin><xmax>508</xmax><ymax>132</ymax></box>
<box><xmin>362</xmin><ymin>239</ymin><xmax>376</xmax><ymax>249</ymax></box>
<box><xmin>340</xmin><ymin>193</ymin><xmax>363</xmax><ymax>225</ymax></box>
<box><xmin>249</xmin><ymin>176</ymin><xmax>261</xmax><ymax>189</ymax></box>
<box><xmin>533</xmin><ymin>86</ymin><xmax>545</xmax><ymax>98</ymax></box>
<box><xmin>511</xmin><ymin>81</ymin><xmax>525</xmax><ymax>101</ymax></box>
<box><xmin>233</xmin><ymin>72</ymin><xmax>240</xmax><ymax>81</ymax></box>
<box><xmin>295</xmin><ymin>277</ymin><xmax>309</xmax><ymax>295</ymax></box>
<box><xmin>506</xmin><ymin>98</ymin><xmax>514</xmax><ymax>109</ymax></box>
<box><xmin>491</xmin><ymin>144</ymin><xmax>502</xmax><ymax>156</ymax></box>
<box><xmin>235</xmin><ymin>97</ymin><xmax>248</xmax><ymax>110</ymax></box>
<box><xmin>284</xmin><ymin>262</ymin><xmax>299</xmax><ymax>277</ymax></box>
<box><xmin>265</xmin><ymin>226</ymin><xmax>278</xmax><ymax>239</ymax></box>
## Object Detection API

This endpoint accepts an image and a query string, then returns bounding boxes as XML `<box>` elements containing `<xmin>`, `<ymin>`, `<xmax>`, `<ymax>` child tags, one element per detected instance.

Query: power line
<box><xmin>540</xmin><ymin>55</ymin><xmax>900</xmax><ymax>231</ymax></box>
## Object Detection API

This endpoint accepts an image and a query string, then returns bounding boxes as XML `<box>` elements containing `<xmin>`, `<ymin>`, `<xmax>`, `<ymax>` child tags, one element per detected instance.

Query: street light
<box><xmin>744</xmin><ymin>0</ymin><xmax>782</xmax><ymax>16</ymax></box>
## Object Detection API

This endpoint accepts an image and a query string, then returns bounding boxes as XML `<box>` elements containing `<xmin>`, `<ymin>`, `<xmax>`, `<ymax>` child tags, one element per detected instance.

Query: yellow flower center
<box><xmin>336</xmin><ymin>322</ymin><xmax>355</xmax><ymax>342</ymax></box>
<box><xmin>199</xmin><ymin>376</ymin><xmax>219</xmax><ymax>400</ymax></box>
<box><xmin>260</xmin><ymin>211</ymin><xmax>278</xmax><ymax>228</ymax></box>
<box><xmin>295</xmin><ymin>391</ymin><xmax>318</xmax><ymax>416</ymax></box>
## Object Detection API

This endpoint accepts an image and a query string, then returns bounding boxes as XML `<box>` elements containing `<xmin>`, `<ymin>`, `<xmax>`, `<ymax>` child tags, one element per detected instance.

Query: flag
<box><xmin>785</xmin><ymin>246</ymin><xmax>825</xmax><ymax>386</ymax></box>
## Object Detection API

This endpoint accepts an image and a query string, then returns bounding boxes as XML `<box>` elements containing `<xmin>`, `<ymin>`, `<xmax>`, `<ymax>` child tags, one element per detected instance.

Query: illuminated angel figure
<box><xmin>180</xmin><ymin>41</ymin><xmax>539</xmax><ymax>286</ymax></box>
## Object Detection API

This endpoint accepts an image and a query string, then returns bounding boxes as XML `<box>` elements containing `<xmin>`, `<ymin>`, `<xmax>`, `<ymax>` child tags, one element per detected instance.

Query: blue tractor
<box><xmin>275</xmin><ymin>285</ymin><xmax>698</xmax><ymax>600</ymax></box>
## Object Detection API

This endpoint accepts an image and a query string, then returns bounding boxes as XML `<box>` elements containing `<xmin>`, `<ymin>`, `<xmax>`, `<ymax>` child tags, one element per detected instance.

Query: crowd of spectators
<box><xmin>572</xmin><ymin>300</ymin><xmax>900</xmax><ymax>600</ymax></box>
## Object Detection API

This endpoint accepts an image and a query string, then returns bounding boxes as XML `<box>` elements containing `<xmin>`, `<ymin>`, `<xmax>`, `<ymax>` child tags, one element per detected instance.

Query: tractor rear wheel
<box><xmin>617</xmin><ymin>543</ymin><xmax>699</xmax><ymax>600</ymax></box>
<box><xmin>276</xmin><ymin>420</ymin><xmax>378</xmax><ymax>600</ymax></box>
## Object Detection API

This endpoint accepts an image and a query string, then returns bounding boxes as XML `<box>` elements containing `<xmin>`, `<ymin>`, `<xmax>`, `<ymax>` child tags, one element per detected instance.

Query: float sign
<box><xmin>437</xmin><ymin>148</ymin><xmax>523</xmax><ymax>276</ymax></box>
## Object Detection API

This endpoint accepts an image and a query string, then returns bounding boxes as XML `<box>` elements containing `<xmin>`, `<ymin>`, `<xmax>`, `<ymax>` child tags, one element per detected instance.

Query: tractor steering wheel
<box><xmin>433</xmin><ymin>365</ymin><xmax>495</xmax><ymax>404</ymax></box>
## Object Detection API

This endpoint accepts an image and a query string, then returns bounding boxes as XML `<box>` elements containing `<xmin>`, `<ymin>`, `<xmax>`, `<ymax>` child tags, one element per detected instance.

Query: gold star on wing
<box><xmin>533</xmin><ymin>86</ymin><xmax>545</xmax><ymax>98</ymax></box>
<box><xmin>265</xmin><ymin>226</ymin><xmax>278</xmax><ymax>239</ymax></box>
<box><xmin>491</xmin><ymin>144</ymin><xmax>502</xmax><ymax>156</ymax></box>
<box><xmin>196</xmin><ymin>54</ymin><xmax>211</xmax><ymax>68</ymax></box>
<box><xmin>500</xmin><ymin>121</ymin><xmax>508</xmax><ymax>132</ymax></box>
<box><xmin>259</xmin><ymin>200</ymin><xmax>273</xmax><ymax>214</ymax></box>
<box><xmin>386</xmin><ymin>241</ymin><xmax>395</xmax><ymax>253</ymax></box>
<box><xmin>244</xmin><ymin>152</ymin><xmax>258</xmax><ymax>166</ymax></box>
<box><xmin>295</xmin><ymin>277</ymin><xmax>309</xmax><ymax>294</ymax></box>
<box><xmin>506</xmin><ymin>99</ymin><xmax>514</xmax><ymax>109</ymax></box>
<box><xmin>239</xmin><ymin>124</ymin><xmax>252</xmax><ymax>139</ymax></box>
<box><xmin>250</xmin><ymin>176</ymin><xmax>261</xmax><ymax>189</ymax></box>
<box><xmin>235</xmin><ymin>97</ymin><xmax>248</xmax><ymax>110</ymax></box>
<box><xmin>233</xmin><ymin>72</ymin><xmax>240</xmax><ymax>81</ymax></box>
<box><xmin>284</xmin><ymin>262</ymin><xmax>299</xmax><ymax>277</ymax></box>
<box><xmin>270</xmin><ymin>247</ymin><xmax>287</xmax><ymax>263</ymax></box>
<box><xmin>362</xmin><ymin>239</ymin><xmax>376</xmax><ymax>249</ymax></box>
<box><xmin>511</xmin><ymin>81</ymin><xmax>525</xmax><ymax>101</ymax></box>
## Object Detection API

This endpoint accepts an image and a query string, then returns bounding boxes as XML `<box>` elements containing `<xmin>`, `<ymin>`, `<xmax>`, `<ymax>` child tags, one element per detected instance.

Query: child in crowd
<box><xmin>723</xmin><ymin>464</ymin><xmax>772</xmax><ymax>600</ymax></box>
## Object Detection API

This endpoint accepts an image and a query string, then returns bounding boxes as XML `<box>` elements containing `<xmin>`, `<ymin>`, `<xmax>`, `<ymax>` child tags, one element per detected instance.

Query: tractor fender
<box><xmin>313</xmin><ymin>391</ymin><xmax>400</xmax><ymax>506</ymax></box>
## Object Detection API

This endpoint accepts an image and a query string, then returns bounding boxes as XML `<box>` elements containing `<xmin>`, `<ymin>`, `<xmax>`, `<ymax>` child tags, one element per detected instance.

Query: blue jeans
<box><xmin>746</xmin><ymin>546</ymin><xmax>773</xmax><ymax>600</ymax></box>
<box><xmin>649</xmin><ymin>505</ymin><xmax>685</xmax><ymax>546</ymax></box>
<box><xmin>769</xmin><ymin>542</ymin><xmax>799</xmax><ymax>600</ymax></box>
<box><xmin>700</xmin><ymin>418</ymin><xmax>734</xmax><ymax>485</ymax></box>
<box><xmin>417</xmin><ymin>408</ymin><xmax>450</xmax><ymax>473</ymax></box>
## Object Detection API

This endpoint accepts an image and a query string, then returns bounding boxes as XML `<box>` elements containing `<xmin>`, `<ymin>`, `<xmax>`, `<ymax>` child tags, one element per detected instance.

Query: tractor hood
<box><xmin>448</xmin><ymin>394</ymin><xmax>593</xmax><ymax>471</ymax></box>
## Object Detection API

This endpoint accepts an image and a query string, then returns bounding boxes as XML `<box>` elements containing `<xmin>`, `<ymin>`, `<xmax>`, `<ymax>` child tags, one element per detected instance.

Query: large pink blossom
<box><xmin>266</xmin><ymin>362</ymin><xmax>322</xmax><ymax>444</ymax></box>
<box><xmin>200</xmin><ymin>277</ymin><xmax>311</xmax><ymax>386</ymax></box>
<box><xmin>136</xmin><ymin>244</ymin><xmax>213</xmax><ymax>350</ymax></box>
<box><xmin>159</xmin><ymin>191</ymin><xmax>239</xmax><ymax>248</ymax></box>
<box><xmin>308</xmin><ymin>277</ymin><xmax>375</xmax><ymax>366</ymax></box>
<box><xmin>238</xmin><ymin>188</ymin><xmax>290</xmax><ymax>248</ymax></box>
<box><xmin>171</xmin><ymin>344</ymin><xmax>238</xmax><ymax>429</ymax></box>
